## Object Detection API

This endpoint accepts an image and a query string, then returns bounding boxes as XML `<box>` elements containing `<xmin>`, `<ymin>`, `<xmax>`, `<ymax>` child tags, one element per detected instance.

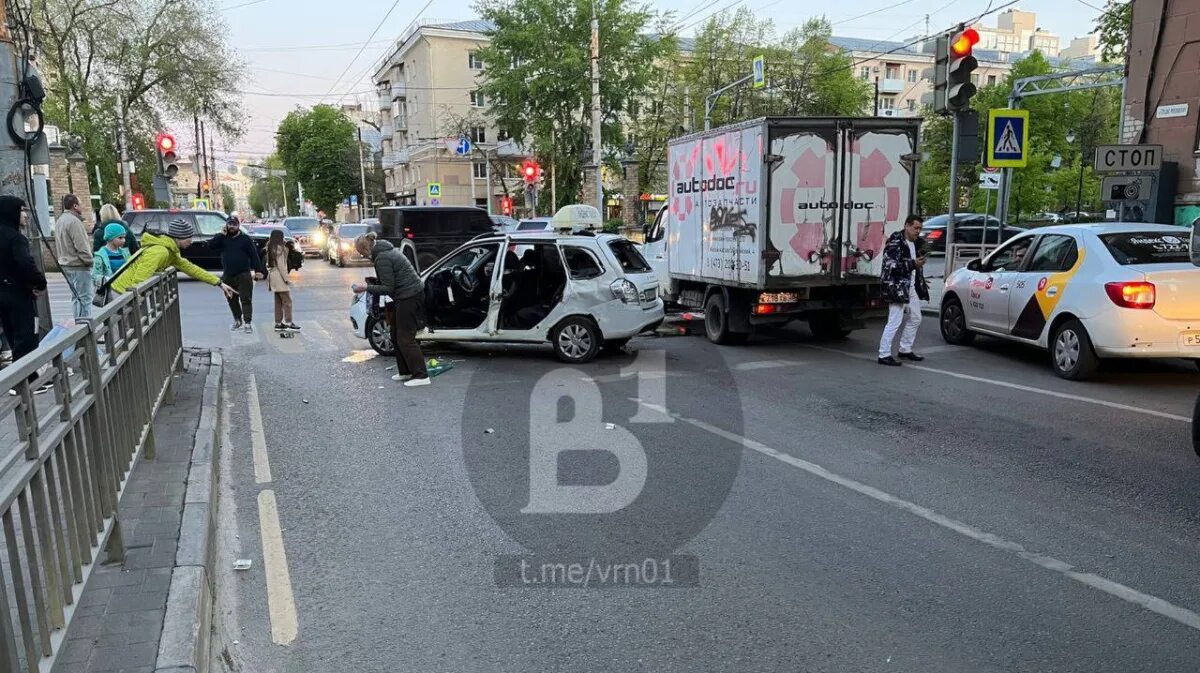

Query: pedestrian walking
<box><xmin>91</xmin><ymin>203</ymin><xmax>139</xmax><ymax>254</ymax></box>
<box><xmin>208</xmin><ymin>215</ymin><xmax>266</xmax><ymax>333</ymax></box>
<box><xmin>91</xmin><ymin>222</ymin><xmax>131</xmax><ymax>288</ymax></box>
<box><xmin>265</xmin><ymin>229</ymin><xmax>300</xmax><ymax>331</ymax></box>
<box><xmin>351</xmin><ymin>233</ymin><xmax>429</xmax><ymax>387</ymax></box>
<box><xmin>877</xmin><ymin>214</ymin><xmax>929</xmax><ymax>366</ymax></box>
<box><xmin>110</xmin><ymin>217</ymin><xmax>235</xmax><ymax>299</ymax></box>
<box><xmin>0</xmin><ymin>195</ymin><xmax>50</xmax><ymax>393</ymax></box>
<box><xmin>54</xmin><ymin>194</ymin><xmax>94</xmax><ymax>318</ymax></box>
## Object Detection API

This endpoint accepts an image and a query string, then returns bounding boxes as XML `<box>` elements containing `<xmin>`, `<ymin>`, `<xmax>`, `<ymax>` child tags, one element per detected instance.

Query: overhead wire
<box><xmin>322</xmin><ymin>0</ymin><xmax>415</xmax><ymax>101</ymax></box>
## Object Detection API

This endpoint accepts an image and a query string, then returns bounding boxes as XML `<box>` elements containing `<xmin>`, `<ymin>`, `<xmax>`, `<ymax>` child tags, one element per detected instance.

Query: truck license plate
<box><xmin>1181</xmin><ymin>331</ymin><xmax>1200</xmax><ymax>347</ymax></box>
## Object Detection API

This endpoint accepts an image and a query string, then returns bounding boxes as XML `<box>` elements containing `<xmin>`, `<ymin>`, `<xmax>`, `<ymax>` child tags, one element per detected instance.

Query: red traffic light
<box><xmin>521</xmin><ymin>159</ymin><xmax>540</xmax><ymax>182</ymax></box>
<box><xmin>156</xmin><ymin>133</ymin><xmax>176</xmax><ymax>154</ymax></box>
<box><xmin>950</xmin><ymin>28</ymin><xmax>979</xmax><ymax>57</ymax></box>
<box><xmin>500</xmin><ymin>196</ymin><xmax>512</xmax><ymax>215</ymax></box>
<box><xmin>131</xmin><ymin>193</ymin><xmax>146</xmax><ymax>210</ymax></box>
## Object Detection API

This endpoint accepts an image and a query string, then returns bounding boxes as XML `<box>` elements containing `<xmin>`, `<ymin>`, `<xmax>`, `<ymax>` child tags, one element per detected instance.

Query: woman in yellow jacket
<box><xmin>112</xmin><ymin>217</ymin><xmax>234</xmax><ymax>298</ymax></box>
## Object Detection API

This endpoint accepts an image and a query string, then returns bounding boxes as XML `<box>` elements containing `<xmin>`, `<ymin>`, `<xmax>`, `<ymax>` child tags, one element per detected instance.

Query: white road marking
<box><xmin>633</xmin><ymin>398</ymin><xmax>1200</xmax><ymax>632</ymax></box>
<box><xmin>733</xmin><ymin>359</ymin><xmax>807</xmax><ymax>371</ymax></box>
<box><xmin>911</xmin><ymin>344</ymin><xmax>970</xmax><ymax>355</ymax></box>
<box><xmin>247</xmin><ymin>374</ymin><xmax>274</xmax><ymax>484</ymax></box>
<box><xmin>805</xmin><ymin>345</ymin><xmax>1190</xmax><ymax>423</ymax></box>
<box><xmin>257</xmin><ymin>489</ymin><xmax>299</xmax><ymax>645</ymax></box>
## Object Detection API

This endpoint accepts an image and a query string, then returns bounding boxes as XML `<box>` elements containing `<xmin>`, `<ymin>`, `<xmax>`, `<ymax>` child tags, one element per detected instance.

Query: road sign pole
<box><xmin>946</xmin><ymin>111</ymin><xmax>960</xmax><ymax>281</ymax></box>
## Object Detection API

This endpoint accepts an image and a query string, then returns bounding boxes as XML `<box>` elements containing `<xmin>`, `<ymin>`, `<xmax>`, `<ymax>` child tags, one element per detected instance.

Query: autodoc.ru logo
<box><xmin>461</xmin><ymin>343</ymin><xmax>743</xmax><ymax>588</ymax></box>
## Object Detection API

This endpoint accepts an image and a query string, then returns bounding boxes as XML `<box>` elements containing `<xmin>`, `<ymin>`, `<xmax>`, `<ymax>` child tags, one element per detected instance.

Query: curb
<box><xmin>156</xmin><ymin>350</ymin><xmax>224</xmax><ymax>673</ymax></box>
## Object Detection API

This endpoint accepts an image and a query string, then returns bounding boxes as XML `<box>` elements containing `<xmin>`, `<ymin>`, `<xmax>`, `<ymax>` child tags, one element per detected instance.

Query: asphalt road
<box><xmin>167</xmin><ymin>260</ymin><xmax>1200</xmax><ymax>673</ymax></box>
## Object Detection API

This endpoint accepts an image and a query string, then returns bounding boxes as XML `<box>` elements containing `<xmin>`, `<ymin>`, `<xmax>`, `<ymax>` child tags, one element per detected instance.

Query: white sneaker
<box><xmin>391</xmin><ymin>374</ymin><xmax>411</xmax><ymax>382</ymax></box>
<box><xmin>230</xmin><ymin>321</ymin><xmax>243</xmax><ymax>331</ymax></box>
<box><xmin>403</xmin><ymin>377</ymin><xmax>431</xmax><ymax>387</ymax></box>
<box><xmin>244</xmin><ymin>324</ymin><xmax>254</xmax><ymax>334</ymax></box>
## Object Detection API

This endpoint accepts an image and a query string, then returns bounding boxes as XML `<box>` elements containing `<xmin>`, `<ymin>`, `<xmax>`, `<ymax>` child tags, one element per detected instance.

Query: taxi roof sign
<box><xmin>986</xmin><ymin>109</ymin><xmax>1029</xmax><ymax>168</ymax></box>
<box><xmin>551</xmin><ymin>204</ymin><xmax>602</xmax><ymax>232</ymax></box>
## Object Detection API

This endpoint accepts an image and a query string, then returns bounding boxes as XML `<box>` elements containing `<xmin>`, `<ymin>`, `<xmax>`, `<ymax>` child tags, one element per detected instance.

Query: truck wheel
<box><xmin>808</xmin><ymin>313</ymin><xmax>851</xmax><ymax>340</ymax></box>
<box><xmin>552</xmin><ymin>317</ymin><xmax>602</xmax><ymax>363</ymax></box>
<box><xmin>939</xmin><ymin>296</ymin><xmax>976</xmax><ymax>345</ymax></box>
<box><xmin>365</xmin><ymin>316</ymin><xmax>395</xmax><ymax>357</ymax></box>
<box><xmin>1051</xmin><ymin>319</ymin><xmax>1098</xmax><ymax>381</ymax></box>
<box><xmin>704</xmin><ymin>293</ymin><xmax>749</xmax><ymax>345</ymax></box>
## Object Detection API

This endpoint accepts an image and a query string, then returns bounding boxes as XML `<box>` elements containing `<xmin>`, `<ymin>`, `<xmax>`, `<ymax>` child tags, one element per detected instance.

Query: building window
<box><xmin>473</xmin><ymin>162</ymin><xmax>487</xmax><ymax>179</ymax></box>
<box><xmin>498</xmin><ymin>127</ymin><xmax>512</xmax><ymax>142</ymax></box>
<box><xmin>907</xmin><ymin>69</ymin><xmax>918</xmax><ymax>83</ymax></box>
<box><xmin>469</xmin><ymin>126</ymin><xmax>486</xmax><ymax>143</ymax></box>
<box><xmin>860</xmin><ymin>66</ymin><xmax>870</xmax><ymax>80</ymax></box>
<box><xmin>971</xmin><ymin>74</ymin><xmax>981</xmax><ymax>86</ymax></box>
<box><xmin>468</xmin><ymin>51</ymin><xmax>483</xmax><ymax>70</ymax></box>
<box><xmin>987</xmin><ymin>74</ymin><xmax>997</xmax><ymax>86</ymax></box>
<box><xmin>879</xmin><ymin>97</ymin><xmax>895</xmax><ymax>111</ymax></box>
<box><xmin>470</xmin><ymin>90</ymin><xmax>486</xmax><ymax>107</ymax></box>
<box><xmin>884</xmin><ymin>64</ymin><xmax>901</xmax><ymax>80</ymax></box>
<box><xmin>906</xmin><ymin>99</ymin><xmax>916</xmax><ymax>111</ymax></box>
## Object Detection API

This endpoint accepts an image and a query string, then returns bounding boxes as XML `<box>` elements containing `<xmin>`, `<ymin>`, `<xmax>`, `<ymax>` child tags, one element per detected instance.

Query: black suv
<box><xmin>377</xmin><ymin>206</ymin><xmax>497</xmax><ymax>270</ymax></box>
<box><xmin>919</xmin><ymin>214</ymin><xmax>1025</xmax><ymax>255</ymax></box>
<box><xmin>123</xmin><ymin>209</ymin><xmax>231</xmax><ymax>270</ymax></box>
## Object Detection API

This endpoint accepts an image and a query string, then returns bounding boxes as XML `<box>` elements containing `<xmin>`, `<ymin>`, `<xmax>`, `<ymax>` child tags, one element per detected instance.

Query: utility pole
<box><xmin>193</xmin><ymin>114</ymin><xmax>202</xmax><ymax>199</ymax></box>
<box><xmin>209</xmin><ymin>133</ymin><xmax>218</xmax><ymax>203</ymax></box>
<box><xmin>590</xmin><ymin>1</ymin><xmax>603</xmax><ymax>214</ymax></box>
<box><xmin>945</xmin><ymin>111</ymin><xmax>961</xmax><ymax>280</ymax></box>
<box><xmin>873</xmin><ymin>78</ymin><xmax>880</xmax><ymax>116</ymax></box>
<box><xmin>117</xmin><ymin>95</ymin><xmax>133</xmax><ymax>210</ymax></box>
<box><xmin>199</xmin><ymin>120</ymin><xmax>209</xmax><ymax>200</ymax></box>
<box><xmin>357</xmin><ymin>126</ymin><xmax>367</xmax><ymax>221</ymax></box>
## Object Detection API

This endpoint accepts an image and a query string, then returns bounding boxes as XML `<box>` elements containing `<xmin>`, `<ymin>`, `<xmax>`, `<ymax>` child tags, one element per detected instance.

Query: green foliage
<box><xmin>220</xmin><ymin>184</ymin><xmax>236</xmax><ymax>214</ymax></box>
<box><xmin>1095</xmin><ymin>1</ymin><xmax>1132</xmax><ymax>63</ymax></box>
<box><xmin>476</xmin><ymin>0</ymin><xmax>670</xmax><ymax>210</ymax></box>
<box><xmin>248</xmin><ymin>155</ymin><xmax>298</xmax><ymax>217</ymax></box>
<box><xmin>917</xmin><ymin>52</ymin><xmax>1120</xmax><ymax>222</ymax></box>
<box><xmin>603</xmin><ymin>218</ymin><xmax>623</xmax><ymax>233</ymax></box>
<box><xmin>275</xmin><ymin>106</ymin><xmax>359</xmax><ymax>215</ymax></box>
<box><xmin>31</xmin><ymin>0</ymin><xmax>243</xmax><ymax>204</ymax></box>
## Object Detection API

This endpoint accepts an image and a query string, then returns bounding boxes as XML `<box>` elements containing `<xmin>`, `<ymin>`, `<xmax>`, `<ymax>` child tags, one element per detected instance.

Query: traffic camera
<box><xmin>156</xmin><ymin>133</ymin><xmax>178</xmax><ymax>179</ymax></box>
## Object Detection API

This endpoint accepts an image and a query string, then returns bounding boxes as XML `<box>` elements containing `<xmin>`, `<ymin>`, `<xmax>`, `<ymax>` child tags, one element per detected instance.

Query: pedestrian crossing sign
<box><xmin>986</xmin><ymin>109</ymin><xmax>1029</xmax><ymax>168</ymax></box>
<box><xmin>427</xmin><ymin>182</ymin><xmax>442</xmax><ymax>199</ymax></box>
<box><xmin>191</xmin><ymin>198</ymin><xmax>210</xmax><ymax>209</ymax></box>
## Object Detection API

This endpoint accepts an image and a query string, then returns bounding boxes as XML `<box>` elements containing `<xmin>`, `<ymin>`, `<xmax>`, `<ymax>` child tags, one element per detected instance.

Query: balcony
<box><xmin>394</xmin><ymin>148</ymin><xmax>410</xmax><ymax>165</ymax></box>
<box><xmin>381</xmin><ymin>120</ymin><xmax>394</xmax><ymax>138</ymax></box>
<box><xmin>879</xmin><ymin>78</ymin><xmax>905</xmax><ymax>94</ymax></box>
<box><xmin>495</xmin><ymin>138</ymin><xmax>527</xmax><ymax>158</ymax></box>
<box><xmin>393</xmin><ymin>114</ymin><xmax>407</xmax><ymax>131</ymax></box>
<box><xmin>377</xmin><ymin>84</ymin><xmax>391</xmax><ymax>109</ymax></box>
<box><xmin>391</xmin><ymin>81</ymin><xmax>406</xmax><ymax>99</ymax></box>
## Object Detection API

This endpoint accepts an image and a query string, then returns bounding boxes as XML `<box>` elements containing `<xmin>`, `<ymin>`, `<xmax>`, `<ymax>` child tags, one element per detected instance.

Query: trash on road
<box><xmin>233</xmin><ymin>559</ymin><xmax>253</xmax><ymax>571</ymax></box>
<box><xmin>427</xmin><ymin>357</ymin><xmax>454</xmax><ymax>377</ymax></box>
<box><xmin>605</xmin><ymin>423</ymin><xmax>616</xmax><ymax>430</ymax></box>
<box><xmin>485</xmin><ymin>428</ymin><xmax>495</xmax><ymax>434</ymax></box>
<box><xmin>302</xmin><ymin>399</ymin><xmax>309</xmax><ymax>404</ymax></box>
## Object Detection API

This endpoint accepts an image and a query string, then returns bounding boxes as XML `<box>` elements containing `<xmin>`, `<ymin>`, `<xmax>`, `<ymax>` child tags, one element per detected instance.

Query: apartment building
<box><xmin>830</xmin><ymin>37</ymin><xmax>1012</xmax><ymax>118</ymax></box>
<box><xmin>1060</xmin><ymin>34</ymin><xmax>1101</xmax><ymax>61</ymax></box>
<box><xmin>372</xmin><ymin>19</ymin><xmax>529</xmax><ymax>210</ymax></box>
<box><xmin>973</xmin><ymin>8</ymin><xmax>1061</xmax><ymax>57</ymax></box>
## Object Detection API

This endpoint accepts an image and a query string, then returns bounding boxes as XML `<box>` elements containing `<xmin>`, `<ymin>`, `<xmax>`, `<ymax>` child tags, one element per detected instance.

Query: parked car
<box><xmin>350</xmin><ymin>205</ymin><xmax>664</xmax><ymax>363</ymax></box>
<box><xmin>515</xmin><ymin>217</ymin><xmax>554</xmax><ymax>232</ymax></box>
<box><xmin>940</xmin><ymin>223</ymin><xmax>1200</xmax><ymax>380</ymax></box>
<box><xmin>123</xmin><ymin>209</ymin><xmax>229</xmax><ymax>269</ymax></box>
<box><xmin>1025</xmin><ymin>212</ymin><xmax>1062</xmax><ymax>226</ymax></box>
<box><xmin>491</xmin><ymin>214</ymin><xmax>520</xmax><ymax>232</ymax></box>
<box><xmin>919</xmin><ymin>214</ymin><xmax>1025</xmax><ymax>255</ymax></box>
<box><xmin>283</xmin><ymin>216</ymin><xmax>324</xmax><ymax>257</ymax></box>
<box><xmin>244</xmin><ymin>224</ymin><xmax>294</xmax><ymax>261</ymax></box>
<box><xmin>327</xmin><ymin>223</ymin><xmax>374</xmax><ymax>267</ymax></box>
<box><xmin>376</xmin><ymin>206</ymin><xmax>498</xmax><ymax>272</ymax></box>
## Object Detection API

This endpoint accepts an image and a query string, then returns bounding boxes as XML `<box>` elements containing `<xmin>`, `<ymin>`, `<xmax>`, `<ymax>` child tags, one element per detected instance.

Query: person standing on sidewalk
<box><xmin>878</xmin><ymin>214</ymin><xmax>929</xmax><ymax>366</ymax></box>
<box><xmin>91</xmin><ymin>222</ymin><xmax>131</xmax><ymax>288</ymax></box>
<box><xmin>351</xmin><ymin>233</ymin><xmax>429</xmax><ymax>387</ymax></box>
<box><xmin>91</xmin><ymin>203</ymin><xmax>139</xmax><ymax>254</ymax></box>
<box><xmin>0</xmin><ymin>195</ymin><xmax>50</xmax><ymax>392</ymax></box>
<box><xmin>208</xmin><ymin>215</ymin><xmax>266</xmax><ymax>333</ymax></box>
<box><xmin>53</xmin><ymin>194</ymin><xmax>93</xmax><ymax>318</ymax></box>
<box><xmin>265</xmin><ymin>229</ymin><xmax>300</xmax><ymax>331</ymax></box>
<box><xmin>111</xmin><ymin>218</ymin><xmax>235</xmax><ymax>301</ymax></box>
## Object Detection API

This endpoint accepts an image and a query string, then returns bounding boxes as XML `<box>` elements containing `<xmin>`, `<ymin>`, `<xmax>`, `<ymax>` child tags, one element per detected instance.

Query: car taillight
<box><xmin>609</xmin><ymin>278</ymin><xmax>638</xmax><ymax>303</ymax></box>
<box><xmin>925</xmin><ymin>230</ymin><xmax>944</xmax><ymax>240</ymax></box>
<box><xmin>403</xmin><ymin>226</ymin><xmax>414</xmax><ymax>240</ymax></box>
<box><xmin>1104</xmin><ymin>281</ymin><xmax>1155</xmax><ymax>309</ymax></box>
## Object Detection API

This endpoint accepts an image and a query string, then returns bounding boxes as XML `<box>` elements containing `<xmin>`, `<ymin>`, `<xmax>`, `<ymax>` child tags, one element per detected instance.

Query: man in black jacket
<box><xmin>0</xmin><ymin>195</ymin><xmax>49</xmax><ymax>390</ymax></box>
<box><xmin>209</xmin><ymin>215</ymin><xmax>266</xmax><ymax>333</ymax></box>
<box><xmin>351</xmin><ymin>233</ymin><xmax>429</xmax><ymax>386</ymax></box>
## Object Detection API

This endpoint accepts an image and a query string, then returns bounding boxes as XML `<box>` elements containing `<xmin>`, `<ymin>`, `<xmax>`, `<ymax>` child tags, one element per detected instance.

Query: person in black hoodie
<box><xmin>0</xmin><ymin>195</ymin><xmax>49</xmax><ymax>390</ymax></box>
<box><xmin>208</xmin><ymin>215</ymin><xmax>266</xmax><ymax>333</ymax></box>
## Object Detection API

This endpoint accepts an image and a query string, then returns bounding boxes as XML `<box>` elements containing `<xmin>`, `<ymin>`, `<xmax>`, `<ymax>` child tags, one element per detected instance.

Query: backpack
<box><xmin>286</xmin><ymin>242</ymin><xmax>303</xmax><ymax>272</ymax></box>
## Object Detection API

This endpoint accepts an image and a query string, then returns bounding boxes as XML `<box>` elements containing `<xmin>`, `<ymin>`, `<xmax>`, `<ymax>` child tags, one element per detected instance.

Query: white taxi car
<box><xmin>940</xmin><ymin>223</ymin><xmax>1200</xmax><ymax>380</ymax></box>
<box><xmin>351</xmin><ymin>205</ymin><xmax>665</xmax><ymax>363</ymax></box>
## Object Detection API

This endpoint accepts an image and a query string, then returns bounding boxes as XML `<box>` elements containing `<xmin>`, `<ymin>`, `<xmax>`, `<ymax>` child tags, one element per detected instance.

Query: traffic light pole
<box><xmin>945</xmin><ymin>111</ymin><xmax>960</xmax><ymax>281</ymax></box>
<box><xmin>117</xmin><ymin>95</ymin><xmax>133</xmax><ymax>210</ymax></box>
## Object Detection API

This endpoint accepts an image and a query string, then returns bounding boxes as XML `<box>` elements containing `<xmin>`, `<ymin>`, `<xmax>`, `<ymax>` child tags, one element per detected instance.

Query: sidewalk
<box><xmin>50</xmin><ymin>349</ymin><xmax>221</xmax><ymax>673</ymax></box>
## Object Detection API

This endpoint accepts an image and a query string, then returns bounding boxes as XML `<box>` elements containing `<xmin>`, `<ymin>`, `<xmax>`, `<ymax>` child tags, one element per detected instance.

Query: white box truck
<box><xmin>642</xmin><ymin>117</ymin><xmax>922</xmax><ymax>343</ymax></box>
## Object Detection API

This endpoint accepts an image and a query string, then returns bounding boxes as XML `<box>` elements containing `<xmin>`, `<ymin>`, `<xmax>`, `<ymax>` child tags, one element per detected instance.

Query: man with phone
<box><xmin>878</xmin><ymin>214</ymin><xmax>930</xmax><ymax>366</ymax></box>
<box><xmin>209</xmin><ymin>215</ymin><xmax>266</xmax><ymax>333</ymax></box>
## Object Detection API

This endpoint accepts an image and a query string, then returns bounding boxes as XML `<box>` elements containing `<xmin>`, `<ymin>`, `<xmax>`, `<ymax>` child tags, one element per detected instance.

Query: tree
<box><xmin>476</xmin><ymin>0</ymin><xmax>670</xmax><ymax>210</ymax></box>
<box><xmin>26</xmin><ymin>0</ymin><xmax>243</xmax><ymax>204</ymax></box>
<box><xmin>247</xmin><ymin>155</ymin><xmax>298</xmax><ymax>217</ymax></box>
<box><xmin>1095</xmin><ymin>1</ymin><xmax>1132</xmax><ymax>63</ymax></box>
<box><xmin>275</xmin><ymin>106</ymin><xmax>359</xmax><ymax>215</ymax></box>
<box><xmin>220</xmin><ymin>184</ymin><xmax>236</xmax><ymax>213</ymax></box>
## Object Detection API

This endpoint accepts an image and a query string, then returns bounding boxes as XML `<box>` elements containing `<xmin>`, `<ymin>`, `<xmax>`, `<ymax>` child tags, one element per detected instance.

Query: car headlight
<box><xmin>313</xmin><ymin>232</ymin><xmax>326</xmax><ymax>245</ymax></box>
<box><xmin>609</xmin><ymin>278</ymin><xmax>638</xmax><ymax>303</ymax></box>
<box><xmin>341</xmin><ymin>241</ymin><xmax>353</xmax><ymax>251</ymax></box>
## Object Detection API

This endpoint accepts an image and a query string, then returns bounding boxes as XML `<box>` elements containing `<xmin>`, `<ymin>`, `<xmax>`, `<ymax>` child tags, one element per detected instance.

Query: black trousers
<box><xmin>0</xmin><ymin>287</ymin><xmax>38</xmax><ymax>381</ymax></box>
<box><xmin>223</xmin><ymin>272</ymin><xmax>254</xmax><ymax>323</ymax></box>
<box><xmin>389</xmin><ymin>295</ymin><xmax>428</xmax><ymax>379</ymax></box>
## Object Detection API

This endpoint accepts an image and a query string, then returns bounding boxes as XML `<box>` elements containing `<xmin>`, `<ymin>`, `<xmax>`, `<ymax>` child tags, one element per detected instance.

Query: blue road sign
<box><xmin>752</xmin><ymin>55</ymin><xmax>765</xmax><ymax>89</ymax></box>
<box><xmin>986</xmin><ymin>109</ymin><xmax>1029</xmax><ymax>168</ymax></box>
<box><xmin>350</xmin><ymin>194</ymin><xmax>358</xmax><ymax>205</ymax></box>
<box><xmin>455</xmin><ymin>137</ymin><xmax>472</xmax><ymax>156</ymax></box>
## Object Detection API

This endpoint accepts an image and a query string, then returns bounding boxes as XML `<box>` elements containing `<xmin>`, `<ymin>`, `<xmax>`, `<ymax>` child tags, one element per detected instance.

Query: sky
<box><xmin>213</xmin><ymin>0</ymin><xmax>1106</xmax><ymax>161</ymax></box>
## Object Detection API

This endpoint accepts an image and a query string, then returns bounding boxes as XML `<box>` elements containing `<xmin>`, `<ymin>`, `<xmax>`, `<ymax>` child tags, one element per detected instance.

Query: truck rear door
<box><xmin>766</xmin><ymin>119</ymin><xmax>918</xmax><ymax>283</ymax></box>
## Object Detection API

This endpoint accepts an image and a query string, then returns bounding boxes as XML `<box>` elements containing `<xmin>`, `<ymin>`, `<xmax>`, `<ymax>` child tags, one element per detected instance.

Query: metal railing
<box><xmin>0</xmin><ymin>271</ymin><xmax>182</xmax><ymax>672</ymax></box>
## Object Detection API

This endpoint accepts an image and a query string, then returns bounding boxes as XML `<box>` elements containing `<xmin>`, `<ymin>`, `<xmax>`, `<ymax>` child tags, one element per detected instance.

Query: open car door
<box><xmin>420</xmin><ymin>241</ymin><xmax>503</xmax><ymax>342</ymax></box>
